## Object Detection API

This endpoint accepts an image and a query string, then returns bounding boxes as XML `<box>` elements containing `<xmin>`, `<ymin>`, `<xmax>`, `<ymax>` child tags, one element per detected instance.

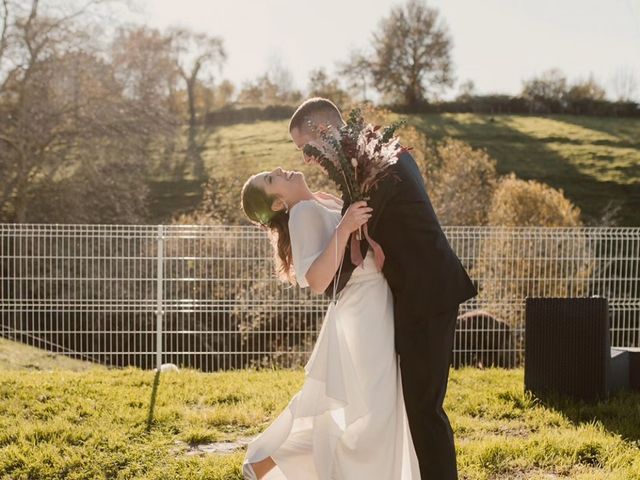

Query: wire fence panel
<box><xmin>1</xmin><ymin>224</ymin><xmax>638</xmax><ymax>370</ymax></box>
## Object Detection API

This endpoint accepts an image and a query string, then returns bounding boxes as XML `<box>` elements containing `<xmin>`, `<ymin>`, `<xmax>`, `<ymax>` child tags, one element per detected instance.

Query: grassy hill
<box><xmin>149</xmin><ymin>113</ymin><xmax>640</xmax><ymax>226</ymax></box>
<box><xmin>409</xmin><ymin>113</ymin><xmax>640</xmax><ymax>226</ymax></box>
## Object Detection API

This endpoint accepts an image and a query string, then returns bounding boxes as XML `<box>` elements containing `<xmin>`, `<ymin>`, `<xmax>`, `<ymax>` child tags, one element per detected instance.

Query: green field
<box><xmin>149</xmin><ymin>113</ymin><xmax>640</xmax><ymax>226</ymax></box>
<box><xmin>1</xmin><ymin>338</ymin><xmax>639</xmax><ymax>479</ymax></box>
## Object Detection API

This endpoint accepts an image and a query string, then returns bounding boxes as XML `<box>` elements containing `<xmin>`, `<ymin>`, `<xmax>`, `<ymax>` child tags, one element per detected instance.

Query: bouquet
<box><xmin>302</xmin><ymin>108</ymin><xmax>409</xmax><ymax>271</ymax></box>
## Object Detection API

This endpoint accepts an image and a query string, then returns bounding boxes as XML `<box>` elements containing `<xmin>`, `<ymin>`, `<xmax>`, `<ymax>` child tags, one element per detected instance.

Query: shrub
<box><xmin>487</xmin><ymin>174</ymin><xmax>582</xmax><ymax>227</ymax></box>
<box><xmin>424</xmin><ymin>139</ymin><xmax>498</xmax><ymax>225</ymax></box>
<box><xmin>474</xmin><ymin>176</ymin><xmax>592</xmax><ymax>332</ymax></box>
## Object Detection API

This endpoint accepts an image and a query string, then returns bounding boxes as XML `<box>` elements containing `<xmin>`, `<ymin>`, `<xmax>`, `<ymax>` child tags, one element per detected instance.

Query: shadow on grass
<box><xmin>409</xmin><ymin>113</ymin><xmax>639</xmax><ymax>226</ymax></box>
<box><xmin>532</xmin><ymin>388</ymin><xmax>640</xmax><ymax>444</ymax></box>
<box><xmin>554</xmin><ymin>114</ymin><xmax>640</xmax><ymax>146</ymax></box>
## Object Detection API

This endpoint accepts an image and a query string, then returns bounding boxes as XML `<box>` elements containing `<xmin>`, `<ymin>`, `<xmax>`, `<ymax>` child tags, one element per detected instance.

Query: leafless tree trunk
<box><xmin>169</xmin><ymin>27</ymin><xmax>225</xmax><ymax>180</ymax></box>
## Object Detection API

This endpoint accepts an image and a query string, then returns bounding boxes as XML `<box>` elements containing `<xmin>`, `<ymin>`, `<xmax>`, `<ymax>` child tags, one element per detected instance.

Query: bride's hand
<box><xmin>338</xmin><ymin>201</ymin><xmax>372</xmax><ymax>235</ymax></box>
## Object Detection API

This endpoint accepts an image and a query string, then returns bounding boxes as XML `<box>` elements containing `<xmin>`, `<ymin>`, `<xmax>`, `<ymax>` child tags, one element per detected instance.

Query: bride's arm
<box><xmin>322</xmin><ymin>167</ymin><xmax>399</xmax><ymax>298</ymax></box>
<box><xmin>305</xmin><ymin>201</ymin><xmax>371</xmax><ymax>294</ymax></box>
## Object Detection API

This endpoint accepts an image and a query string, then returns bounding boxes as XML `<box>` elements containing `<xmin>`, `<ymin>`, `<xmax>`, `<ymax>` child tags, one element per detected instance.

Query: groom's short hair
<box><xmin>288</xmin><ymin>97</ymin><xmax>345</xmax><ymax>135</ymax></box>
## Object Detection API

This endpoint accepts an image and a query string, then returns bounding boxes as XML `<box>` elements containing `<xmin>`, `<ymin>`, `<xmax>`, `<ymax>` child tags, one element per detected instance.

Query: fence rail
<box><xmin>1</xmin><ymin>224</ymin><xmax>639</xmax><ymax>370</ymax></box>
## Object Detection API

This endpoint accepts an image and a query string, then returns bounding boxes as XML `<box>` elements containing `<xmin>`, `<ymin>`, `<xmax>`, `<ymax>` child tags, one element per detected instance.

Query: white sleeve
<box><xmin>315</xmin><ymin>196</ymin><xmax>342</xmax><ymax>212</ymax></box>
<box><xmin>289</xmin><ymin>201</ymin><xmax>336</xmax><ymax>288</ymax></box>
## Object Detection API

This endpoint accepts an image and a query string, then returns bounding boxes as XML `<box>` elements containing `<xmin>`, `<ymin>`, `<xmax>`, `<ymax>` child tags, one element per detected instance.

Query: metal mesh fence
<box><xmin>1</xmin><ymin>224</ymin><xmax>638</xmax><ymax>370</ymax></box>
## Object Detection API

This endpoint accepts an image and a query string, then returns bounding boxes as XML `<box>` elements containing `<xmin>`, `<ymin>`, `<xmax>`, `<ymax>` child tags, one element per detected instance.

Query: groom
<box><xmin>289</xmin><ymin>97</ymin><xmax>478</xmax><ymax>479</ymax></box>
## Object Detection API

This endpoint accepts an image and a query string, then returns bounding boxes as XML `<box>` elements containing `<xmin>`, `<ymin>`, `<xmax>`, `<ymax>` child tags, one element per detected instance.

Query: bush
<box><xmin>170</xmin><ymin>209</ymin><xmax>323</xmax><ymax>369</ymax></box>
<box><xmin>474</xmin><ymin>175</ymin><xmax>592</xmax><ymax>330</ymax></box>
<box><xmin>383</xmin><ymin>96</ymin><xmax>640</xmax><ymax>117</ymax></box>
<box><xmin>487</xmin><ymin>174</ymin><xmax>582</xmax><ymax>227</ymax></box>
<box><xmin>193</xmin><ymin>175</ymin><xmax>246</xmax><ymax>225</ymax></box>
<box><xmin>423</xmin><ymin>139</ymin><xmax>498</xmax><ymax>225</ymax></box>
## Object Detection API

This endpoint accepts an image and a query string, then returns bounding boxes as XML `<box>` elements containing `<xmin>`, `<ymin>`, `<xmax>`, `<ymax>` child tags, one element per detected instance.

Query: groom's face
<box><xmin>290</xmin><ymin>126</ymin><xmax>321</xmax><ymax>166</ymax></box>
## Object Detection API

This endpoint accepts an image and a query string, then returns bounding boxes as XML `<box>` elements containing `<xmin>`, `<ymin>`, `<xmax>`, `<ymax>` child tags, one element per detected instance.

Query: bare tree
<box><xmin>566</xmin><ymin>73</ymin><xmax>606</xmax><ymax>102</ymax></box>
<box><xmin>369</xmin><ymin>0</ymin><xmax>454</xmax><ymax>108</ymax></box>
<box><xmin>521</xmin><ymin>68</ymin><xmax>568</xmax><ymax>113</ymax></box>
<box><xmin>337</xmin><ymin>49</ymin><xmax>372</xmax><ymax>102</ymax></box>
<box><xmin>0</xmin><ymin>0</ymin><xmax>174</xmax><ymax>223</ymax></box>
<box><xmin>266</xmin><ymin>54</ymin><xmax>294</xmax><ymax>99</ymax></box>
<box><xmin>236</xmin><ymin>61</ymin><xmax>302</xmax><ymax>106</ymax></box>
<box><xmin>609</xmin><ymin>65</ymin><xmax>638</xmax><ymax>102</ymax></box>
<box><xmin>307</xmin><ymin>67</ymin><xmax>349</xmax><ymax>106</ymax></box>
<box><xmin>211</xmin><ymin>78</ymin><xmax>235</xmax><ymax>109</ymax></box>
<box><xmin>168</xmin><ymin>27</ymin><xmax>226</xmax><ymax>180</ymax></box>
<box><xmin>110</xmin><ymin>25</ymin><xmax>175</xmax><ymax>105</ymax></box>
<box><xmin>110</xmin><ymin>25</ymin><xmax>181</xmax><ymax>177</ymax></box>
<box><xmin>455</xmin><ymin>79</ymin><xmax>475</xmax><ymax>101</ymax></box>
<box><xmin>0</xmin><ymin>0</ymin><xmax>10</xmax><ymax>71</ymax></box>
<box><xmin>0</xmin><ymin>0</ymin><xmax>97</xmax><ymax>220</ymax></box>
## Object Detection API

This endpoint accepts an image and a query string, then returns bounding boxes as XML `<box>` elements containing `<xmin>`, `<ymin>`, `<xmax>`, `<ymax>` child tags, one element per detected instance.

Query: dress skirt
<box><xmin>243</xmin><ymin>250</ymin><xmax>420</xmax><ymax>479</ymax></box>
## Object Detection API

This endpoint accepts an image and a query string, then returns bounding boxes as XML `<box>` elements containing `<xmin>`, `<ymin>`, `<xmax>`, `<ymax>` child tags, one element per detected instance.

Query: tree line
<box><xmin>206</xmin><ymin>0</ymin><xmax>639</xmax><ymax>118</ymax></box>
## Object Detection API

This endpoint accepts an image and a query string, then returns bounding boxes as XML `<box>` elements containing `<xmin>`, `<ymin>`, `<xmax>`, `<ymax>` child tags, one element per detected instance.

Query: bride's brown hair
<box><xmin>241</xmin><ymin>174</ymin><xmax>295</xmax><ymax>284</ymax></box>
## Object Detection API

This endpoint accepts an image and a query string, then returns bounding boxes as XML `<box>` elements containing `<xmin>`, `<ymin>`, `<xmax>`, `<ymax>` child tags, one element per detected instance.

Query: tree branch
<box><xmin>0</xmin><ymin>0</ymin><xmax>9</xmax><ymax>65</ymax></box>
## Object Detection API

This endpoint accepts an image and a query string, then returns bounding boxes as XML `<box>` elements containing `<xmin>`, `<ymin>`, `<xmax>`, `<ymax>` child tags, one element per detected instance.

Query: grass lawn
<box><xmin>148</xmin><ymin>113</ymin><xmax>640</xmax><ymax>226</ymax></box>
<box><xmin>1</xmin><ymin>338</ymin><xmax>639</xmax><ymax>479</ymax></box>
<box><xmin>0</xmin><ymin>337</ymin><xmax>107</xmax><ymax>372</ymax></box>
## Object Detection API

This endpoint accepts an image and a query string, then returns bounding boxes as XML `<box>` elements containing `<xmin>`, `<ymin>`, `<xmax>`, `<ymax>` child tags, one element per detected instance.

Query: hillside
<box><xmin>148</xmin><ymin>114</ymin><xmax>640</xmax><ymax>226</ymax></box>
<box><xmin>410</xmin><ymin>113</ymin><xmax>640</xmax><ymax>226</ymax></box>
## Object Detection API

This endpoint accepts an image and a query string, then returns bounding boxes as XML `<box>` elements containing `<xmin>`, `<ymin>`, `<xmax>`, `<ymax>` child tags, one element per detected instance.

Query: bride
<box><xmin>240</xmin><ymin>166</ymin><xmax>420</xmax><ymax>479</ymax></box>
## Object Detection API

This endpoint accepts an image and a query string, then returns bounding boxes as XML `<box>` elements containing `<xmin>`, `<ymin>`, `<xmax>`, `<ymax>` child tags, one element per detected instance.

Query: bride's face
<box><xmin>251</xmin><ymin>167</ymin><xmax>309</xmax><ymax>211</ymax></box>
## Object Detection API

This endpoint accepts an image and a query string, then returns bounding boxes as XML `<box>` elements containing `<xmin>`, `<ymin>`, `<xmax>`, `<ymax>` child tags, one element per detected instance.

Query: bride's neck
<box><xmin>289</xmin><ymin>191</ymin><xmax>314</xmax><ymax>209</ymax></box>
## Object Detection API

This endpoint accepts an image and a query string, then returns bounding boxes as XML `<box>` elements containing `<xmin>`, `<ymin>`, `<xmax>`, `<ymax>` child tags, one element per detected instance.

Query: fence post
<box><xmin>147</xmin><ymin>225</ymin><xmax>164</xmax><ymax>432</ymax></box>
<box><xmin>155</xmin><ymin>225</ymin><xmax>164</xmax><ymax>371</ymax></box>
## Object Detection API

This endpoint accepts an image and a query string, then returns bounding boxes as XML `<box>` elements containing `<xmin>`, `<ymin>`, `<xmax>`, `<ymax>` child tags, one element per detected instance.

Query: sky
<box><xmin>129</xmin><ymin>0</ymin><xmax>640</xmax><ymax>100</ymax></box>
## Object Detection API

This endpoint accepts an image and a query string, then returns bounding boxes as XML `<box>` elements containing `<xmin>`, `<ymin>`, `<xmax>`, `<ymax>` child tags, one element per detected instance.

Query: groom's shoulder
<box><xmin>383</xmin><ymin>148</ymin><xmax>417</xmax><ymax>188</ymax></box>
<box><xmin>396</xmin><ymin>148</ymin><xmax>420</xmax><ymax>174</ymax></box>
<box><xmin>364</xmin><ymin>148</ymin><xmax>415</xmax><ymax>197</ymax></box>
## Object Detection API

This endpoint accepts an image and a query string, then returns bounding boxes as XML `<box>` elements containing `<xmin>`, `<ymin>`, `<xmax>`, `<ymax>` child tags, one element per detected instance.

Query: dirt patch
<box><xmin>170</xmin><ymin>436</ymin><xmax>256</xmax><ymax>456</ymax></box>
<box><xmin>492</xmin><ymin>425</ymin><xmax>532</xmax><ymax>438</ymax></box>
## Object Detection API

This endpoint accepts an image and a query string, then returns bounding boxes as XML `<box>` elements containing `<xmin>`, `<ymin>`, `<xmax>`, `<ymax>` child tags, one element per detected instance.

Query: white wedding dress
<box><xmin>243</xmin><ymin>198</ymin><xmax>420</xmax><ymax>480</ymax></box>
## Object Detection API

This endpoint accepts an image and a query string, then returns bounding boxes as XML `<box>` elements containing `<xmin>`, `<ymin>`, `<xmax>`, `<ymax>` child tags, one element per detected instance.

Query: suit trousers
<box><xmin>398</xmin><ymin>306</ymin><xmax>459</xmax><ymax>480</ymax></box>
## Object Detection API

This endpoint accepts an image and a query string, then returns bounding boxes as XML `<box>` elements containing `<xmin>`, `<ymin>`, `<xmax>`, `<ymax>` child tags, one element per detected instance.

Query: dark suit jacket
<box><xmin>324</xmin><ymin>150</ymin><xmax>478</xmax><ymax>350</ymax></box>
